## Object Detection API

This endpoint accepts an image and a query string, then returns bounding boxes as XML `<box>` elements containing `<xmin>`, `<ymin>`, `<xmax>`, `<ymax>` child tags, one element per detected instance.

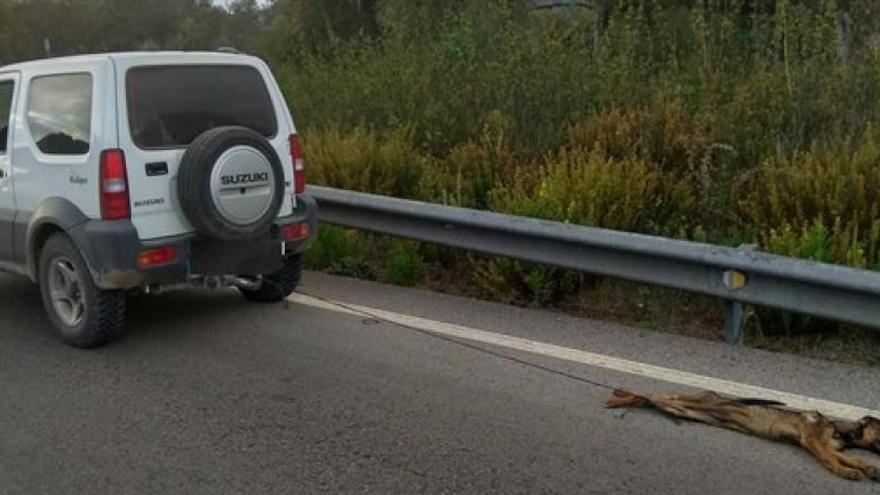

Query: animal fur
<box><xmin>606</xmin><ymin>389</ymin><xmax>880</xmax><ymax>482</ymax></box>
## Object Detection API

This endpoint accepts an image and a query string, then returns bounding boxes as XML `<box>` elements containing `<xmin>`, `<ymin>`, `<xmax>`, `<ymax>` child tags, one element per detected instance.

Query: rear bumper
<box><xmin>70</xmin><ymin>195</ymin><xmax>318</xmax><ymax>290</ymax></box>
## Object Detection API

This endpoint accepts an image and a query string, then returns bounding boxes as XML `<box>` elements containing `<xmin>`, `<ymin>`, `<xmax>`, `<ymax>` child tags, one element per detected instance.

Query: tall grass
<box><xmin>738</xmin><ymin>131</ymin><xmax>880</xmax><ymax>269</ymax></box>
<box><xmin>281</xmin><ymin>0</ymin><xmax>880</xmax><ymax>334</ymax></box>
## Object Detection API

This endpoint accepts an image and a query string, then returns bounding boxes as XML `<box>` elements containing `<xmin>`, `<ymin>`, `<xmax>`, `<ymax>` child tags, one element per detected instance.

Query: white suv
<box><xmin>0</xmin><ymin>52</ymin><xmax>317</xmax><ymax>347</ymax></box>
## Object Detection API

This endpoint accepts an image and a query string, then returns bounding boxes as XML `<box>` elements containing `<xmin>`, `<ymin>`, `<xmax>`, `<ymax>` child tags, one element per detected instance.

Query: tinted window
<box><xmin>27</xmin><ymin>74</ymin><xmax>92</xmax><ymax>155</ymax></box>
<box><xmin>127</xmin><ymin>65</ymin><xmax>278</xmax><ymax>149</ymax></box>
<box><xmin>0</xmin><ymin>81</ymin><xmax>13</xmax><ymax>154</ymax></box>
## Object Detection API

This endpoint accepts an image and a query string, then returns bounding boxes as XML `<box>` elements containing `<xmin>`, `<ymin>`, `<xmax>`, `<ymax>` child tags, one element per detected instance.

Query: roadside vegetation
<box><xmin>2</xmin><ymin>0</ymin><xmax>879</xmax><ymax>363</ymax></box>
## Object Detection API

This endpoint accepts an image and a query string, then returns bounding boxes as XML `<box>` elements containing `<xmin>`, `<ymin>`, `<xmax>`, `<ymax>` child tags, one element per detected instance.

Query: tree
<box><xmin>262</xmin><ymin>0</ymin><xmax>380</xmax><ymax>62</ymax></box>
<box><xmin>0</xmin><ymin>0</ymin><xmax>11</xmax><ymax>64</ymax></box>
<box><xmin>224</xmin><ymin>0</ymin><xmax>265</xmax><ymax>52</ymax></box>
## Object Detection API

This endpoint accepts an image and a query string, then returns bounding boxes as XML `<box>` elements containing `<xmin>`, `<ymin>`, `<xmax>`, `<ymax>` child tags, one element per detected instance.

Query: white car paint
<box><xmin>0</xmin><ymin>71</ymin><xmax>20</xmax><ymax>263</ymax></box>
<box><xmin>0</xmin><ymin>51</ymin><xmax>297</xmax><ymax>241</ymax></box>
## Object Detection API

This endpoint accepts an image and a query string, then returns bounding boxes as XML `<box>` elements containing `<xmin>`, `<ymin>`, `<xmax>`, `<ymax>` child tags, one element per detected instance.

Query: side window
<box><xmin>27</xmin><ymin>73</ymin><xmax>92</xmax><ymax>155</ymax></box>
<box><xmin>0</xmin><ymin>81</ymin><xmax>13</xmax><ymax>154</ymax></box>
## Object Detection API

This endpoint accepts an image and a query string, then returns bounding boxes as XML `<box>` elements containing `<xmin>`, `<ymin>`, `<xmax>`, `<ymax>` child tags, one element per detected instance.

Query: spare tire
<box><xmin>177</xmin><ymin>126</ymin><xmax>285</xmax><ymax>240</ymax></box>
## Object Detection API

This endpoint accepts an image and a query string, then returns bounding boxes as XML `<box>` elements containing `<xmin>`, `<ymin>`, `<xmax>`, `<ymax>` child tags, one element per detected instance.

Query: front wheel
<box><xmin>38</xmin><ymin>234</ymin><xmax>126</xmax><ymax>348</ymax></box>
<box><xmin>239</xmin><ymin>254</ymin><xmax>302</xmax><ymax>303</ymax></box>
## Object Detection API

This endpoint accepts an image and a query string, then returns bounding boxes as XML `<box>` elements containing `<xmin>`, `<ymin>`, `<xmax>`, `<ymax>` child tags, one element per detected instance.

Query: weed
<box><xmin>384</xmin><ymin>240</ymin><xmax>427</xmax><ymax>287</ymax></box>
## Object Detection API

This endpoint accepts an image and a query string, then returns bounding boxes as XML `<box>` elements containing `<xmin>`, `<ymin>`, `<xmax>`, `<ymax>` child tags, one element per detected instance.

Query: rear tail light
<box><xmin>290</xmin><ymin>134</ymin><xmax>306</xmax><ymax>194</ymax></box>
<box><xmin>100</xmin><ymin>149</ymin><xmax>130</xmax><ymax>220</ymax></box>
<box><xmin>281</xmin><ymin>222</ymin><xmax>311</xmax><ymax>241</ymax></box>
<box><xmin>137</xmin><ymin>246</ymin><xmax>178</xmax><ymax>268</ymax></box>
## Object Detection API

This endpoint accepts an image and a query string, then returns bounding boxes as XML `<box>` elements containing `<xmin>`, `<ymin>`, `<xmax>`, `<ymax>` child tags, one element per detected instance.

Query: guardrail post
<box><xmin>724</xmin><ymin>300</ymin><xmax>745</xmax><ymax>345</ymax></box>
<box><xmin>720</xmin><ymin>244</ymin><xmax>756</xmax><ymax>346</ymax></box>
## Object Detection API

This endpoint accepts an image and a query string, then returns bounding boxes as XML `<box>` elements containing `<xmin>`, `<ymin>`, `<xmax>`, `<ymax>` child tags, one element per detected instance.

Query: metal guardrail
<box><xmin>308</xmin><ymin>186</ymin><xmax>880</xmax><ymax>344</ymax></box>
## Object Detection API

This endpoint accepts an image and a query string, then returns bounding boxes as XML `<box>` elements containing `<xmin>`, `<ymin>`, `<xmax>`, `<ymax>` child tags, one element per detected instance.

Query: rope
<box><xmin>295</xmin><ymin>290</ymin><xmax>620</xmax><ymax>393</ymax></box>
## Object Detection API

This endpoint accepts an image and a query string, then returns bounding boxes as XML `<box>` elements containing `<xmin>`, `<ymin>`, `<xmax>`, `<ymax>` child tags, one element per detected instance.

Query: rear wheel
<box><xmin>38</xmin><ymin>234</ymin><xmax>126</xmax><ymax>348</ymax></box>
<box><xmin>239</xmin><ymin>254</ymin><xmax>302</xmax><ymax>303</ymax></box>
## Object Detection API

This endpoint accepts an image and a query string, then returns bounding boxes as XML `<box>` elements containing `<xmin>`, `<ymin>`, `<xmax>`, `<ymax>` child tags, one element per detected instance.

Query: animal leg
<box><xmin>800</xmin><ymin>435</ymin><xmax>866</xmax><ymax>481</ymax></box>
<box><xmin>836</xmin><ymin>452</ymin><xmax>880</xmax><ymax>482</ymax></box>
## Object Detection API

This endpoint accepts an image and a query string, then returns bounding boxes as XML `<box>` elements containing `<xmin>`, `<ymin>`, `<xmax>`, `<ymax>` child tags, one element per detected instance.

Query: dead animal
<box><xmin>606</xmin><ymin>389</ymin><xmax>880</xmax><ymax>482</ymax></box>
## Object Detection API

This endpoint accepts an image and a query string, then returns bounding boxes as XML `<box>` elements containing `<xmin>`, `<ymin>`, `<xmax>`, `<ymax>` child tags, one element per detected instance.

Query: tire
<box><xmin>38</xmin><ymin>234</ymin><xmax>126</xmax><ymax>348</ymax></box>
<box><xmin>177</xmin><ymin>126</ymin><xmax>285</xmax><ymax>240</ymax></box>
<box><xmin>240</xmin><ymin>254</ymin><xmax>302</xmax><ymax>303</ymax></box>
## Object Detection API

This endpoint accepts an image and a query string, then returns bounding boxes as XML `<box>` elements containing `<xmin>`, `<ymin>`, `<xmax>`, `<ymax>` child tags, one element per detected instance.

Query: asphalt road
<box><xmin>1</xmin><ymin>271</ymin><xmax>879</xmax><ymax>494</ymax></box>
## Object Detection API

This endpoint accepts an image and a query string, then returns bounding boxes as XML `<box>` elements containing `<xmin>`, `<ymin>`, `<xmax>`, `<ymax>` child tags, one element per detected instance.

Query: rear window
<box><xmin>127</xmin><ymin>65</ymin><xmax>278</xmax><ymax>149</ymax></box>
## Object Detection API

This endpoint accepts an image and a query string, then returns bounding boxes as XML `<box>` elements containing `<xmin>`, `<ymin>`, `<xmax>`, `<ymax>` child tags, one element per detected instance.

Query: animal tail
<box><xmin>605</xmin><ymin>389</ymin><xmax>652</xmax><ymax>409</ymax></box>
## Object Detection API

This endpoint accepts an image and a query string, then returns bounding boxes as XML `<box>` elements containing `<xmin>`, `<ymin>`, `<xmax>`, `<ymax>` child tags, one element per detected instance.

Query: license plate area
<box><xmin>190</xmin><ymin>238</ymin><xmax>282</xmax><ymax>276</ymax></box>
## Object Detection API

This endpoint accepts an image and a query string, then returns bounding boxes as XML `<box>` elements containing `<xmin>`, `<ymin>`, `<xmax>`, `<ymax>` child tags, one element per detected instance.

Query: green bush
<box><xmin>420</xmin><ymin>111</ymin><xmax>517</xmax><ymax>208</ymax></box>
<box><xmin>304</xmin><ymin>125</ymin><xmax>429</xmax><ymax>199</ymax></box>
<box><xmin>469</xmin><ymin>255</ymin><xmax>582</xmax><ymax>307</ymax></box>
<box><xmin>303</xmin><ymin>225</ymin><xmax>381</xmax><ymax>280</ymax></box>
<box><xmin>384</xmin><ymin>240</ymin><xmax>427</xmax><ymax>287</ymax></box>
<box><xmin>471</xmin><ymin>147</ymin><xmax>696</xmax><ymax>303</ymax></box>
<box><xmin>490</xmin><ymin>149</ymin><xmax>697</xmax><ymax>236</ymax></box>
<box><xmin>282</xmin><ymin>0</ymin><xmax>880</xmax><ymax>341</ymax></box>
<box><xmin>283</xmin><ymin>0</ymin><xmax>598</xmax><ymax>155</ymax></box>
<box><xmin>302</xmin><ymin>225</ymin><xmax>352</xmax><ymax>271</ymax></box>
<box><xmin>738</xmin><ymin>131</ymin><xmax>880</xmax><ymax>269</ymax></box>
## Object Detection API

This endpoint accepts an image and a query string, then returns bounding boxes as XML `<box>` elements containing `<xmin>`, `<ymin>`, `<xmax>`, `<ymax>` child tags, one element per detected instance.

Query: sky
<box><xmin>213</xmin><ymin>0</ymin><xmax>271</xmax><ymax>7</ymax></box>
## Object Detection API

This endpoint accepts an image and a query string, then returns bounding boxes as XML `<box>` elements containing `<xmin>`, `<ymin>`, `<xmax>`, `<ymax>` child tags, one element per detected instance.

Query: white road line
<box><xmin>289</xmin><ymin>293</ymin><xmax>880</xmax><ymax>421</ymax></box>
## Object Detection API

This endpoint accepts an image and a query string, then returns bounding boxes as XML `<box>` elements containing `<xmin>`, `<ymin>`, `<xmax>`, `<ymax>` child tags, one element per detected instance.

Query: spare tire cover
<box><xmin>177</xmin><ymin>126</ymin><xmax>285</xmax><ymax>240</ymax></box>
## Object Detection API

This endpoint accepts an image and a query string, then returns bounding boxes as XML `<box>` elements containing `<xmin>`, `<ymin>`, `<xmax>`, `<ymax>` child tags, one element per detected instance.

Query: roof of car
<box><xmin>0</xmin><ymin>51</ymin><xmax>259</xmax><ymax>73</ymax></box>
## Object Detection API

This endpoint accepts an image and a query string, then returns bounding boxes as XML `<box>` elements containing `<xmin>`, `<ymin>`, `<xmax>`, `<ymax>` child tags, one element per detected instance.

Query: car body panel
<box><xmin>0</xmin><ymin>52</ymin><xmax>313</xmax><ymax>284</ymax></box>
